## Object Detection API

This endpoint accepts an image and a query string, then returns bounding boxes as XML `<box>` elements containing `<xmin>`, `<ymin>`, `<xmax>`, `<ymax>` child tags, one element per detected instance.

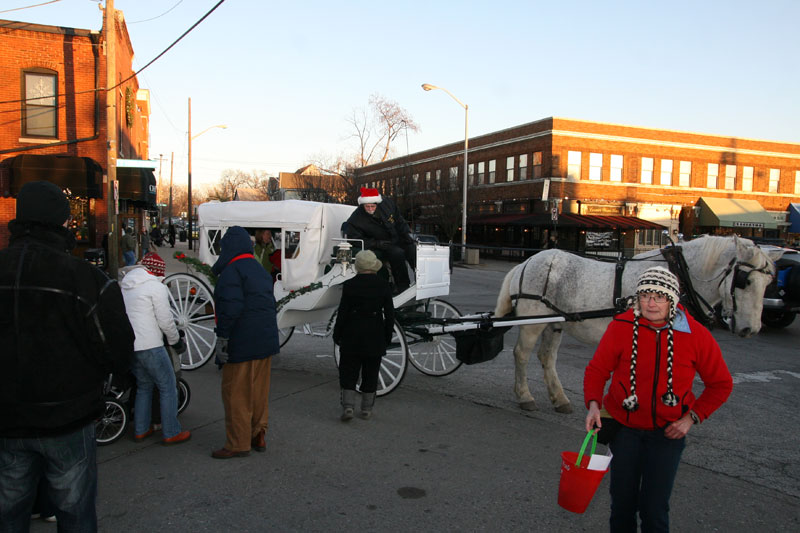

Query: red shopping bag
<box><xmin>558</xmin><ymin>431</ymin><xmax>609</xmax><ymax>513</ymax></box>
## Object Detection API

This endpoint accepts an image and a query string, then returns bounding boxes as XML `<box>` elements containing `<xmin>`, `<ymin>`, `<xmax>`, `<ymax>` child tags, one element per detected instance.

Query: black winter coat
<box><xmin>344</xmin><ymin>198</ymin><xmax>413</xmax><ymax>251</ymax></box>
<box><xmin>0</xmin><ymin>221</ymin><xmax>134</xmax><ymax>437</ymax></box>
<box><xmin>333</xmin><ymin>273</ymin><xmax>395</xmax><ymax>357</ymax></box>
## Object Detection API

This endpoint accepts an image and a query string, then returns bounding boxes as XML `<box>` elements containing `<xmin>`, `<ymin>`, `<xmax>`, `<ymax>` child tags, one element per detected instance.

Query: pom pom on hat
<box><xmin>141</xmin><ymin>252</ymin><xmax>166</xmax><ymax>277</ymax></box>
<box><xmin>15</xmin><ymin>181</ymin><xmax>71</xmax><ymax>227</ymax></box>
<box><xmin>358</xmin><ymin>187</ymin><xmax>382</xmax><ymax>205</ymax></box>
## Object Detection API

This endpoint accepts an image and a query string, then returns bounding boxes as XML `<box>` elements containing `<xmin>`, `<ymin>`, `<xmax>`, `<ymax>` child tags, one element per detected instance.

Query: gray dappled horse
<box><xmin>494</xmin><ymin>235</ymin><xmax>781</xmax><ymax>413</ymax></box>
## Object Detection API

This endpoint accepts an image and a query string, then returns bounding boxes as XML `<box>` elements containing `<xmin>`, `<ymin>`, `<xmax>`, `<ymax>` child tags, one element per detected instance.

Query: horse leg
<box><xmin>513</xmin><ymin>324</ymin><xmax>545</xmax><ymax>411</ymax></box>
<box><xmin>538</xmin><ymin>325</ymin><xmax>572</xmax><ymax>414</ymax></box>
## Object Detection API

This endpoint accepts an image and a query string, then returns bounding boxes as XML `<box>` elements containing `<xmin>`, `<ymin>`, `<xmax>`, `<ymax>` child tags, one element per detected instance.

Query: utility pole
<box><xmin>104</xmin><ymin>0</ymin><xmax>119</xmax><ymax>278</ymax></box>
<box><xmin>187</xmin><ymin>97</ymin><xmax>193</xmax><ymax>250</ymax></box>
<box><xmin>168</xmin><ymin>151</ymin><xmax>174</xmax><ymax>225</ymax></box>
<box><xmin>156</xmin><ymin>153</ymin><xmax>165</xmax><ymax>224</ymax></box>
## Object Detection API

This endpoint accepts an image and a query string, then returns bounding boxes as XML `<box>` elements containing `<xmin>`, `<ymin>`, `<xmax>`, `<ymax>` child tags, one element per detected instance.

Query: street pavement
<box><xmin>33</xmin><ymin>240</ymin><xmax>798</xmax><ymax>531</ymax></box>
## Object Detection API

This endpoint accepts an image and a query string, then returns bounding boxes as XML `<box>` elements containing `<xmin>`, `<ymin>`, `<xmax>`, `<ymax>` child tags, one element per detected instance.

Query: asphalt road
<box><xmin>32</xmin><ymin>246</ymin><xmax>800</xmax><ymax>531</ymax></box>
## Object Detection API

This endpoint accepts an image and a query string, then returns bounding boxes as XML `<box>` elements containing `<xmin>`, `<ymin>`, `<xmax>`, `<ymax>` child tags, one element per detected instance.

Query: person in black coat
<box><xmin>344</xmin><ymin>187</ymin><xmax>416</xmax><ymax>293</ymax></box>
<box><xmin>332</xmin><ymin>250</ymin><xmax>395</xmax><ymax>421</ymax></box>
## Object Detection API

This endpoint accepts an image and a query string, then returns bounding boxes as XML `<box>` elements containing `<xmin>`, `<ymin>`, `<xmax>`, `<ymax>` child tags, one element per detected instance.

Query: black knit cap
<box><xmin>15</xmin><ymin>181</ymin><xmax>70</xmax><ymax>226</ymax></box>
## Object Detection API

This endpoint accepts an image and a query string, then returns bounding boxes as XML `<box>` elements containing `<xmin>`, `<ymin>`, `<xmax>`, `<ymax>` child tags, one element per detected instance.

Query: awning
<box><xmin>468</xmin><ymin>214</ymin><xmax>531</xmax><ymax>224</ymax></box>
<box><xmin>696</xmin><ymin>197</ymin><xmax>777</xmax><ymax>230</ymax></box>
<box><xmin>506</xmin><ymin>213</ymin><xmax>666</xmax><ymax>230</ymax></box>
<box><xmin>0</xmin><ymin>154</ymin><xmax>103</xmax><ymax>198</ymax></box>
<box><xmin>117</xmin><ymin>166</ymin><xmax>157</xmax><ymax>208</ymax></box>
<box><xmin>788</xmin><ymin>203</ymin><xmax>800</xmax><ymax>233</ymax></box>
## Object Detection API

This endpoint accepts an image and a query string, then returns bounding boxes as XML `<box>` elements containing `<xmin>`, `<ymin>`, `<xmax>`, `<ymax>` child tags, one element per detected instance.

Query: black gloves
<box><xmin>171</xmin><ymin>338</ymin><xmax>187</xmax><ymax>354</ymax></box>
<box><xmin>375</xmin><ymin>240</ymin><xmax>391</xmax><ymax>251</ymax></box>
<box><xmin>215</xmin><ymin>337</ymin><xmax>229</xmax><ymax>368</ymax></box>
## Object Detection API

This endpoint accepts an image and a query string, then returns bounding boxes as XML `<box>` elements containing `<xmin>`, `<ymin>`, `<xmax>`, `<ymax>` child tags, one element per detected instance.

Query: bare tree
<box><xmin>346</xmin><ymin>93</ymin><xmax>419</xmax><ymax>168</ymax></box>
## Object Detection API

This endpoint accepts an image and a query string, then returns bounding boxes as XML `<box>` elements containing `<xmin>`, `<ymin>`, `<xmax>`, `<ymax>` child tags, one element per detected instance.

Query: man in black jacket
<box><xmin>344</xmin><ymin>187</ymin><xmax>416</xmax><ymax>293</ymax></box>
<box><xmin>0</xmin><ymin>181</ymin><xmax>134</xmax><ymax>531</ymax></box>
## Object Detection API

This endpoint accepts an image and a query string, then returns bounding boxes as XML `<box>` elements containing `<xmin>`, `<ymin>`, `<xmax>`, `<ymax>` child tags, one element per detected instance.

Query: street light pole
<box><xmin>421</xmin><ymin>83</ymin><xmax>468</xmax><ymax>255</ymax></box>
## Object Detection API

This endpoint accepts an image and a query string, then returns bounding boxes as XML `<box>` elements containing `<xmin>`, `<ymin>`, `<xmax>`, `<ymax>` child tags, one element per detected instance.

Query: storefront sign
<box><xmin>732</xmin><ymin>221</ymin><xmax>764</xmax><ymax>228</ymax></box>
<box><xmin>586</xmin><ymin>231</ymin><xmax>613</xmax><ymax>248</ymax></box>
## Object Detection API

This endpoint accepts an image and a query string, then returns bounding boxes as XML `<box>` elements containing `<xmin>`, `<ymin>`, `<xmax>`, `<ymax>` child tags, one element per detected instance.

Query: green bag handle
<box><xmin>576</xmin><ymin>430</ymin><xmax>598</xmax><ymax>466</ymax></box>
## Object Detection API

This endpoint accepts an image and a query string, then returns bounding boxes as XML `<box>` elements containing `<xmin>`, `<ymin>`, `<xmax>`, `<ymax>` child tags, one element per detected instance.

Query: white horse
<box><xmin>494</xmin><ymin>235</ymin><xmax>781</xmax><ymax>413</ymax></box>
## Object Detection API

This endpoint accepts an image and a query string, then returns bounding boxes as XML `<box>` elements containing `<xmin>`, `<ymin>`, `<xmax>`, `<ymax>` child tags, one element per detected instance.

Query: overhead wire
<box><xmin>0</xmin><ymin>0</ymin><xmax>63</xmax><ymax>15</ymax></box>
<box><xmin>126</xmin><ymin>0</ymin><xmax>184</xmax><ymax>24</ymax></box>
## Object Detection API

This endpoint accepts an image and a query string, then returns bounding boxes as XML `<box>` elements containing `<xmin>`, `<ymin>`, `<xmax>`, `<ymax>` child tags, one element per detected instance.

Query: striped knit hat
<box><xmin>141</xmin><ymin>252</ymin><xmax>166</xmax><ymax>277</ymax></box>
<box><xmin>623</xmin><ymin>266</ymin><xmax>681</xmax><ymax>412</ymax></box>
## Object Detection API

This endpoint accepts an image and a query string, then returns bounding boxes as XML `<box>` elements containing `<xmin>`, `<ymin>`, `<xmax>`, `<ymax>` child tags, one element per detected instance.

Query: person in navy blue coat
<box><xmin>210</xmin><ymin>226</ymin><xmax>279</xmax><ymax>459</ymax></box>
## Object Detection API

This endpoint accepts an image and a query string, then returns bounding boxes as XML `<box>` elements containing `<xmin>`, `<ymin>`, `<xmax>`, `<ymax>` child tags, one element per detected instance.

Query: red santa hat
<box><xmin>358</xmin><ymin>187</ymin><xmax>382</xmax><ymax>205</ymax></box>
<box><xmin>140</xmin><ymin>252</ymin><xmax>166</xmax><ymax>277</ymax></box>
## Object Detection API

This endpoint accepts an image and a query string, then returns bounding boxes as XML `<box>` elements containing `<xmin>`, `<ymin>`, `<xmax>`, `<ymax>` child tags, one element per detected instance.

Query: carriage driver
<box><xmin>344</xmin><ymin>187</ymin><xmax>416</xmax><ymax>293</ymax></box>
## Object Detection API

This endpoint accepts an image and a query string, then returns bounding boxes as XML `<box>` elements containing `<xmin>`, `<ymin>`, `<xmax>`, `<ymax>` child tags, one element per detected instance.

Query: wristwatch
<box><xmin>689</xmin><ymin>410</ymin><xmax>700</xmax><ymax>425</ymax></box>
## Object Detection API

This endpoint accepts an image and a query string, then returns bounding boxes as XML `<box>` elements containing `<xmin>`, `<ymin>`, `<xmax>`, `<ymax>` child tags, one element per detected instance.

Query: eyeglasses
<box><xmin>638</xmin><ymin>292</ymin><xmax>668</xmax><ymax>304</ymax></box>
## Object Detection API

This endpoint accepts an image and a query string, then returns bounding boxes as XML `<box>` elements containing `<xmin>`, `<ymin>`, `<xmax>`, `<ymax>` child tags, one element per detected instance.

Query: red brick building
<box><xmin>355</xmin><ymin>117</ymin><xmax>800</xmax><ymax>257</ymax></box>
<box><xmin>0</xmin><ymin>12</ymin><xmax>153</xmax><ymax>259</ymax></box>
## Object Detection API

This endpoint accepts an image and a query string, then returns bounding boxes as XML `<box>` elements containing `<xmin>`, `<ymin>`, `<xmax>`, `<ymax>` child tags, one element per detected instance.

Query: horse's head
<box><xmin>716</xmin><ymin>236</ymin><xmax>779</xmax><ymax>337</ymax></box>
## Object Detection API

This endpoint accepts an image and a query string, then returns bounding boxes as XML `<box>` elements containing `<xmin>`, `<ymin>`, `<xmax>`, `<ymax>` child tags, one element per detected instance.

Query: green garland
<box><xmin>173</xmin><ymin>252</ymin><xmax>217</xmax><ymax>286</ymax></box>
<box><xmin>276</xmin><ymin>282</ymin><xmax>323</xmax><ymax>312</ymax></box>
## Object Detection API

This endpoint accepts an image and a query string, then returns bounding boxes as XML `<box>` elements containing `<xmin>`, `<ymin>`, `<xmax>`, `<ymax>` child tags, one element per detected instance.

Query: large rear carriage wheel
<box><xmin>334</xmin><ymin>320</ymin><xmax>408</xmax><ymax>396</ymax></box>
<box><xmin>406</xmin><ymin>299</ymin><xmax>463</xmax><ymax>376</ymax></box>
<box><xmin>164</xmin><ymin>273</ymin><xmax>216</xmax><ymax>370</ymax></box>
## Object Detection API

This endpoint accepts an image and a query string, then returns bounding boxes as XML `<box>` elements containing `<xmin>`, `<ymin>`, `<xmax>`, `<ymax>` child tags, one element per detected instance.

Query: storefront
<box><xmin>687</xmin><ymin>197</ymin><xmax>779</xmax><ymax>240</ymax></box>
<box><xmin>117</xmin><ymin>165</ymin><xmax>158</xmax><ymax>261</ymax></box>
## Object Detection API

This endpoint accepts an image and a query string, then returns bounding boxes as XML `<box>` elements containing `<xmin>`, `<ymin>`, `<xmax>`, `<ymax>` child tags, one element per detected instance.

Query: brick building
<box><xmin>0</xmin><ymin>12</ymin><xmax>154</xmax><ymax>260</ymax></box>
<box><xmin>354</xmin><ymin>117</ymin><xmax>800</xmax><ymax>257</ymax></box>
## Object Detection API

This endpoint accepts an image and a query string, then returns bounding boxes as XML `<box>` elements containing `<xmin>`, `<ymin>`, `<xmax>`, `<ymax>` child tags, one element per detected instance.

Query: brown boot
<box><xmin>252</xmin><ymin>430</ymin><xmax>266</xmax><ymax>452</ymax></box>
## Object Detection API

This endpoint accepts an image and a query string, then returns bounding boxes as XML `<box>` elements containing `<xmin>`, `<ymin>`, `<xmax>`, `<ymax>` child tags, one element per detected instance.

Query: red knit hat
<box><xmin>358</xmin><ymin>187</ymin><xmax>382</xmax><ymax>205</ymax></box>
<box><xmin>141</xmin><ymin>252</ymin><xmax>166</xmax><ymax>277</ymax></box>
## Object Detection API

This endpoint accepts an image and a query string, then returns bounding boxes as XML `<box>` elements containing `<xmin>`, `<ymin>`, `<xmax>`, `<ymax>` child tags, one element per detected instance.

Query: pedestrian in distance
<box><xmin>168</xmin><ymin>224</ymin><xmax>176</xmax><ymax>248</ymax></box>
<box><xmin>121</xmin><ymin>226</ymin><xmax>137</xmax><ymax>266</ymax></box>
<box><xmin>120</xmin><ymin>252</ymin><xmax>191</xmax><ymax>446</ymax></box>
<box><xmin>211</xmin><ymin>226</ymin><xmax>280</xmax><ymax>459</ymax></box>
<box><xmin>344</xmin><ymin>187</ymin><xmax>416</xmax><ymax>294</ymax></box>
<box><xmin>584</xmin><ymin>266</ymin><xmax>733</xmax><ymax>532</ymax></box>
<box><xmin>332</xmin><ymin>250</ymin><xmax>395</xmax><ymax>421</ymax></box>
<box><xmin>139</xmin><ymin>226</ymin><xmax>151</xmax><ymax>259</ymax></box>
<box><xmin>0</xmin><ymin>181</ymin><xmax>134</xmax><ymax>531</ymax></box>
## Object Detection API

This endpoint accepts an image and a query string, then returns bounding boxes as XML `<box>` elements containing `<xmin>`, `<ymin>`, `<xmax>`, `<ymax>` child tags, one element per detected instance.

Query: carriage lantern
<box><xmin>336</xmin><ymin>242</ymin><xmax>353</xmax><ymax>265</ymax></box>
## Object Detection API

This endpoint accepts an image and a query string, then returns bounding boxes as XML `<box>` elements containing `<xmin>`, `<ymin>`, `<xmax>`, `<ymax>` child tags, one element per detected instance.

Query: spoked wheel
<box><xmin>278</xmin><ymin>326</ymin><xmax>295</xmax><ymax>347</ymax></box>
<box><xmin>177</xmin><ymin>378</ymin><xmax>191</xmax><ymax>415</ymax></box>
<box><xmin>334</xmin><ymin>320</ymin><xmax>408</xmax><ymax>397</ymax></box>
<box><xmin>406</xmin><ymin>299</ymin><xmax>463</xmax><ymax>376</ymax></box>
<box><xmin>95</xmin><ymin>399</ymin><xmax>128</xmax><ymax>446</ymax></box>
<box><xmin>164</xmin><ymin>273</ymin><xmax>216</xmax><ymax>370</ymax></box>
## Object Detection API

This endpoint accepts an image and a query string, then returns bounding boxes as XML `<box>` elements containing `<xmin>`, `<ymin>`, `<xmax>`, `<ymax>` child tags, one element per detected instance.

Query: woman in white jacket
<box><xmin>120</xmin><ymin>253</ymin><xmax>191</xmax><ymax>445</ymax></box>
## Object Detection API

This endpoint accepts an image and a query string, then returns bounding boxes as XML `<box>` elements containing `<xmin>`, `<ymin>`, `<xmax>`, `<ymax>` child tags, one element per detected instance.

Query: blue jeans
<box><xmin>131</xmin><ymin>347</ymin><xmax>181</xmax><ymax>439</ymax></box>
<box><xmin>608</xmin><ymin>426</ymin><xmax>686</xmax><ymax>533</ymax></box>
<box><xmin>0</xmin><ymin>422</ymin><xmax>97</xmax><ymax>532</ymax></box>
<box><xmin>123</xmin><ymin>251</ymin><xmax>136</xmax><ymax>266</ymax></box>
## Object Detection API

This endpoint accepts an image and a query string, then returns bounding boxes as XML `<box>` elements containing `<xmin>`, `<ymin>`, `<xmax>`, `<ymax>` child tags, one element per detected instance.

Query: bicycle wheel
<box><xmin>95</xmin><ymin>399</ymin><xmax>128</xmax><ymax>446</ymax></box>
<box><xmin>177</xmin><ymin>378</ymin><xmax>191</xmax><ymax>415</ymax></box>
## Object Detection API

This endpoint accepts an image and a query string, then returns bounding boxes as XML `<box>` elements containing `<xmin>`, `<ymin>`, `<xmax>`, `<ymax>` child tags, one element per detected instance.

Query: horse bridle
<box><xmin>718</xmin><ymin>256</ymin><xmax>775</xmax><ymax>330</ymax></box>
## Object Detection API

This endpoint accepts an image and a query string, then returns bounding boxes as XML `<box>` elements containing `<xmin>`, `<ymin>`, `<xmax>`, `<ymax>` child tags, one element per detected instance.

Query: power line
<box><xmin>0</xmin><ymin>0</ymin><xmax>62</xmax><ymax>15</ymax></box>
<box><xmin>127</xmin><ymin>0</ymin><xmax>184</xmax><ymax>24</ymax></box>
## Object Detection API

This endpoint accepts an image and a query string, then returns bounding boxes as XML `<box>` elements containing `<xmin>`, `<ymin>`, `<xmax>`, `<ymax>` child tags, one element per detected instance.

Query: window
<box><xmin>435</xmin><ymin>169</ymin><xmax>441</xmax><ymax>187</ymax></box>
<box><xmin>478</xmin><ymin>162</ymin><xmax>485</xmax><ymax>184</ymax></box>
<box><xmin>610</xmin><ymin>154</ymin><xmax>623</xmax><ymax>182</ymax></box>
<box><xmin>468</xmin><ymin>163</ymin><xmax>475</xmax><ymax>185</ymax></box>
<box><xmin>742</xmin><ymin>166</ymin><xmax>753</xmax><ymax>192</ymax></box>
<box><xmin>769</xmin><ymin>168</ymin><xmax>780</xmax><ymax>193</ymax></box>
<box><xmin>795</xmin><ymin>171</ymin><xmax>800</xmax><ymax>195</ymax></box>
<box><xmin>425</xmin><ymin>171</ymin><xmax>431</xmax><ymax>189</ymax></box>
<box><xmin>412</xmin><ymin>173</ymin><xmax>418</xmax><ymax>191</ymax></box>
<box><xmin>679</xmin><ymin>161</ymin><xmax>691</xmax><ymax>187</ymax></box>
<box><xmin>23</xmin><ymin>70</ymin><xmax>57</xmax><ymax>137</ymax></box>
<box><xmin>449</xmin><ymin>166</ymin><xmax>458</xmax><ymax>188</ymax></box>
<box><xmin>660</xmin><ymin>159</ymin><xmax>673</xmax><ymax>186</ymax></box>
<box><xmin>707</xmin><ymin>163</ymin><xmax>719</xmax><ymax>188</ymax></box>
<box><xmin>488</xmin><ymin>159</ymin><xmax>496</xmax><ymax>183</ymax></box>
<box><xmin>724</xmin><ymin>165</ymin><xmax>736</xmax><ymax>190</ymax></box>
<box><xmin>532</xmin><ymin>151</ymin><xmax>543</xmax><ymax>179</ymax></box>
<box><xmin>641</xmin><ymin>157</ymin><xmax>653</xmax><ymax>184</ymax></box>
<box><xmin>506</xmin><ymin>156</ymin><xmax>515</xmax><ymax>181</ymax></box>
<box><xmin>589</xmin><ymin>153</ymin><xmax>603</xmax><ymax>181</ymax></box>
<box><xmin>567</xmin><ymin>151</ymin><xmax>581</xmax><ymax>180</ymax></box>
<box><xmin>519</xmin><ymin>154</ymin><xmax>528</xmax><ymax>180</ymax></box>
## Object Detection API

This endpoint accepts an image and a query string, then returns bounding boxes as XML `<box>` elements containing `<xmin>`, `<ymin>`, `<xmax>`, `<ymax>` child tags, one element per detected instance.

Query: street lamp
<box><xmin>422</xmin><ymin>83</ymin><xmax>469</xmax><ymax>256</ymax></box>
<box><xmin>187</xmin><ymin>95</ymin><xmax>226</xmax><ymax>250</ymax></box>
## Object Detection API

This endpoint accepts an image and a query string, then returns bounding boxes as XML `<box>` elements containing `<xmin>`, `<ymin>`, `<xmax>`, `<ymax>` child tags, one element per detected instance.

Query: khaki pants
<box><xmin>221</xmin><ymin>357</ymin><xmax>272</xmax><ymax>452</ymax></box>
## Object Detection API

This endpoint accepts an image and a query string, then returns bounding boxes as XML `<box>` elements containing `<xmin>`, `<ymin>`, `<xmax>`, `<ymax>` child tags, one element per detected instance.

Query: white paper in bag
<box><xmin>587</xmin><ymin>450</ymin><xmax>613</xmax><ymax>471</ymax></box>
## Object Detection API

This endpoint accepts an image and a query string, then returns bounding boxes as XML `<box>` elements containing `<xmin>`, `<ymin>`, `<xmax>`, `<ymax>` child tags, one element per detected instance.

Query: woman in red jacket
<box><xmin>584</xmin><ymin>266</ymin><xmax>733</xmax><ymax>532</ymax></box>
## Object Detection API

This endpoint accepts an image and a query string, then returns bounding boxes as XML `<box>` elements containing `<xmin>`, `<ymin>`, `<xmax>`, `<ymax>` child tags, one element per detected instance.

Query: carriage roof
<box><xmin>196</xmin><ymin>200</ymin><xmax>356</xmax><ymax>289</ymax></box>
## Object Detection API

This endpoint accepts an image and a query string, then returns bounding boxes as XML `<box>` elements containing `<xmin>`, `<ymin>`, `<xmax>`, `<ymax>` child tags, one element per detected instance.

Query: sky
<box><xmin>4</xmin><ymin>0</ymin><xmax>800</xmax><ymax>189</ymax></box>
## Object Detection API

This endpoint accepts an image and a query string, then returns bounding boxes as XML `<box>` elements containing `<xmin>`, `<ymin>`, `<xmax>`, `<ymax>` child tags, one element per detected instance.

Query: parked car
<box><xmin>759</xmin><ymin>246</ymin><xmax>800</xmax><ymax>328</ymax></box>
<box><xmin>411</xmin><ymin>233</ymin><xmax>440</xmax><ymax>244</ymax></box>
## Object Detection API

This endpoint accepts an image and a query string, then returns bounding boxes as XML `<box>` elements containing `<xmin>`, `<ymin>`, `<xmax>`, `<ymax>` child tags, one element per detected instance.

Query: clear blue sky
<box><xmin>4</xmin><ymin>0</ymin><xmax>799</xmax><ymax>187</ymax></box>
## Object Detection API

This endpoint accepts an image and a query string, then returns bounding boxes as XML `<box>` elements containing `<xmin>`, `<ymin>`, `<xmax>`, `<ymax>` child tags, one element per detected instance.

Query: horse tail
<box><xmin>495</xmin><ymin>265</ymin><xmax>517</xmax><ymax>318</ymax></box>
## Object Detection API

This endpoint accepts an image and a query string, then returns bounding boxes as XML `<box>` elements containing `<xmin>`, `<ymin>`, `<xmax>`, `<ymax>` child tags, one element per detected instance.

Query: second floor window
<box><xmin>610</xmin><ymin>154</ymin><xmax>623</xmax><ymax>182</ymax></box>
<box><xmin>769</xmin><ymin>168</ymin><xmax>780</xmax><ymax>193</ymax></box>
<box><xmin>519</xmin><ymin>154</ymin><xmax>528</xmax><ymax>180</ymax></box>
<box><xmin>742</xmin><ymin>166</ymin><xmax>753</xmax><ymax>192</ymax></box>
<box><xmin>488</xmin><ymin>160</ymin><xmax>496</xmax><ymax>183</ymax></box>
<box><xmin>707</xmin><ymin>163</ymin><xmax>719</xmax><ymax>188</ymax></box>
<box><xmin>679</xmin><ymin>161</ymin><xmax>691</xmax><ymax>187</ymax></box>
<box><xmin>468</xmin><ymin>163</ymin><xmax>475</xmax><ymax>185</ymax></box>
<box><xmin>449</xmin><ymin>166</ymin><xmax>458</xmax><ymax>188</ymax></box>
<box><xmin>567</xmin><ymin>151</ymin><xmax>581</xmax><ymax>180</ymax></box>
<box><xmin>533</xmin><ymin>151</ymin><xmax>543</xmax><ymax>179</ymax></box>
<box><xmin>589</xmin><ymin>153</ymin><xmax>602</xmax><ymax>181</ymax></box>
<box><xmin>478</xmin><ymin>162</ymin><xmax>485</xmax><ymax>184</ymax></box>
<box><xmin>724</xmin><ymin>165</ymin><xmax>736</xmax><ymax>190</ymax></box>
<box><xmin>23</xmin><ymin>70</ymin><xmax>57</xmax><ymax>137</ymax></box>
<box><xmin>795</xmin><ymin>171</ymin><xmax>800</xmax><ymax>195</ymax></box>
<box><xmin>641</xmin><ymin>157</ymin><xmax>653</xmax><ymax>184</ymax></box>
<box><xmin>660</xmin><ymin>159</ymin><xmax>673</xmax><ymax>186</ymax></box>
<box><xmin>506</xmin><ymin>156</ymin><xmax>514</xmax><ymax>181</ymax></box>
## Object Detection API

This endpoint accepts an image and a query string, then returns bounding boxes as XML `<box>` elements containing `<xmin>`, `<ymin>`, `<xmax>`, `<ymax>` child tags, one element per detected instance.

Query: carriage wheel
<box><xmin>279</xmin><ymin>326</ymin><xmax>295</xmax><ymax>347</ymax></box>
<box><xmin>177</xmin><ymin>378</ymin><xmax>191</xmax><ymax>415</ymax></box>
<box><xmin>406</xmin><ymin>299</ymin><xmax>463</xmax><ymax>376</ymax></box>
<box><xmin>164</xmin><ymin>273</ymin><xmax>216</xmax><ymax>370</ymax></box>
<box><xmin>333</xmin><ymin>320</ymin><xmax>408</xmax><ymax>397</ymax></box>
<box><xmin>95</xmin><ymin>399</ymin><xmax>128</xmax><ymax>446</ymax></box>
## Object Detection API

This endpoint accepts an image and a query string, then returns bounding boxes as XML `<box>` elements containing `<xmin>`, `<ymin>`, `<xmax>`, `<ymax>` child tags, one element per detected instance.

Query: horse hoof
<box><xmin>519</xmin><ymin>401</ymin><xmax>538</xmax><ymax>411</ymax></box>
<box><xmin>554</xmin><ymin>403</ymin><xmax>573</xmax><ymax>414</ymax></box>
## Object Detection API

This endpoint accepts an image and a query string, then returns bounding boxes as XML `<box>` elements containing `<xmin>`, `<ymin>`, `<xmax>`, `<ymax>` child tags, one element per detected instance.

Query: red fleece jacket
<box><xmin>584</xmin><ymin>307</ymin><xmax>733</xmax><ymax>430</ymax></box>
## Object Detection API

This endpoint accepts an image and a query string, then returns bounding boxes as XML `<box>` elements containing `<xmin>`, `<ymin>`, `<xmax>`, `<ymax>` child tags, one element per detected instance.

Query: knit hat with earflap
<box><xmin>357</xmin><ymin>187</ymin><xmax>382</xmax><ymax>205</ymax></box>
<box><xmin>623</xmin><ymin>266</ymin><xmax>682</xmax><ymax>412</ymax></box>
<box><xmin>140</xmin><ymin>252</ymin><xmax>166</xmax><ymax>277</ymax></box>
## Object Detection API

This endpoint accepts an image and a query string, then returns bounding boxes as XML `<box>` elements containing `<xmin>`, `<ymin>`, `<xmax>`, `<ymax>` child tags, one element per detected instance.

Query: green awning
<box><xmin>696</xmin><ymin>197</ymin><xmax>777</xmax><ymax>230</ymax></box>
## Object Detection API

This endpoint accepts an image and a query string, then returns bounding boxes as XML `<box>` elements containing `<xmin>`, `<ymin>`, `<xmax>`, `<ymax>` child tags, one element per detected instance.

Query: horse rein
<box><xmin>716</xmin><ymin>256</ymin><xmax>775</xmax><ymax>332</ymax></box>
